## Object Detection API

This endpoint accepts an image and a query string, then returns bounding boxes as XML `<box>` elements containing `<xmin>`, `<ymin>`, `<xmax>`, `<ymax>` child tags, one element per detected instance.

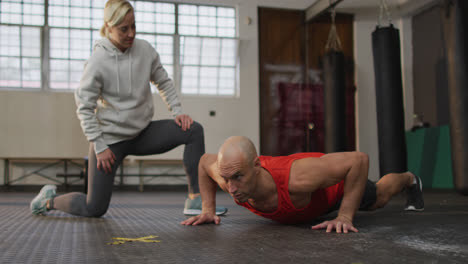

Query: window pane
<box><xmin>178</xmin><ymin>5</ymin><xmax>235</xmax><ymax>38</ymax></box>
<box><xmin>70</xmin><ymin>7</ymin><xmax>91</xmax><ymax>28</ymax></box>
<box><xmin>50</xmin><ymin>28</ymin><xmax>69</xmax><ymax>59</ymax></box>
<box><xmin>181</xmin><ymin>66</ymin><xmax>199</xmax><ymax>94</ymax></box>
<box><xmin>199</xmin><ymin>67</ymin><xmax>217</xmax><ymax>95</ymax></box>
<box><xmin>0</xmin><ymin>26</ymin><xmax>20</xmax><ymax>56</ymax></box>
<box><xmin>199</xmin><ymin>7</ymin><xmax>216</xmax><ymax>37</ymax></box>
<box><xmin>0</xmin><ymin>25</ymin><xmax>41</xmax><ymax>89</ymax></box>
<box><xmin>50</xmin><ymin>28</ymin><xmax>89</xmax><ymax>90</ymax></box>
<box><xmin>134</xmin><ymin>1</ymin><xmax>175</xmax><ymax>34</ymax></box>
<box><xmin>49</xmin><ymin>0</ymin><xmax>98</xmax><ymax>29</ymax></box>
<box><xmin>49</xmin><ymin>59</ymin><xmax>69</xmax><ymax>89</ymax></box>
<box><xmin>220</xmin><ymin>39</ymin><xmax>237</xmax><ymax>66</ymax></box>
<box><xmin>180</xmin><ymin>37</ymin><xmax>200</xmax><ymax>65</ymax></box>
<box><xmin>22</xmin><ymin>58</ymin><xmax>41</xmax><ymax>88</ymax></box>
<box><xmin>201</xmin><ymin>38</ymin><xmax>220</xmax><ymax>66</ymax></box>
<box><xmin>180</xmin><ymin>34</ymin><xmax>237</xmax><ymax>96</ymax></box>
<box><xmin>48</xmin><ymin>5</ymin><xmax>70</xmax><ymax>27</ymax></box>
<box><xmin>70</xmin><ymin>60</ymin><xmax>85</xmax><ymax>89</ymax></box>
<box><xmin>70</xmin><ymin>30</ymin><xmax>91</xmax><ymax>60</ymax></box>
<box><xmin>0</xmin><ymin>57</ymin><xmax>21</xmax><ymax>88</ymax></box>
<box><xmin>219</xmin><ymin>67</ymin><xmax>235</xmax><ymax>95</ymax></box>
<box><xmin>0</xmin><ymin>0</ymin><xmax>44</xmax><ymax>25</ymax></box>
<box><xmin>91</xmin><ymin>1</ymin><xmax>105</xmax><ymax>30</ymax></box>
<box><xmin>21</xmin><ymin>27</ymin><xmax>41</xmax><ymax>57</ymax></box>
<box><xmin>179</xmin><ymin>5</ymin><xmax>197</xmax><ymax>15</ymax></box>
<box><xmin>156</xmin><ymin>35</ymin><xmax>173</xmax><ymax>66</ymax></box>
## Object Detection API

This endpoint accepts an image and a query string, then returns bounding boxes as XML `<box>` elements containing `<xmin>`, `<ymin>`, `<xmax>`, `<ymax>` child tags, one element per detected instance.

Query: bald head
<box><xmin>218</xmin><ymin>136</ymin><xmax>258</xmax><ymax>168</ymax></box>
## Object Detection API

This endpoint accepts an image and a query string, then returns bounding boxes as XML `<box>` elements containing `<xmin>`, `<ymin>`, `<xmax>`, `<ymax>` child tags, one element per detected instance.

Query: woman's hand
<box><xmin>175</xmin><ymin>114</ymin><xmax>194</xmax><ymax>131</ymax></box>
<box><xmin>96</xmin><ymin>148</ymin><xmax>116</xmax><ymax>174</ymax></box>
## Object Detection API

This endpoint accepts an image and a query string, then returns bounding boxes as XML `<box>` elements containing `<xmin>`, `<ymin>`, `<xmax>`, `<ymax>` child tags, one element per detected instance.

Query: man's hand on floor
<box><xmin>181</xmin><ymin>213</ymin><xmax>221</xmax><ymax>226</ymax></box>
<box><xmin>311</xmin><ymin>215</ymin><xmax>358</xmax><ymax>233</ymax></box>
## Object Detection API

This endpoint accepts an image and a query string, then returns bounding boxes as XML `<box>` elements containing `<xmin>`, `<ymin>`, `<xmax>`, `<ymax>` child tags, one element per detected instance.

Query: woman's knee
<box><xmin>86</xmin><ymin>203</ymin><xmax>109</xmax><ymax>217</ymax></box>
<box><xmin>190</xmin><ymin>121</ymin><xmax>204</xmax><ymax>137</ymax></box>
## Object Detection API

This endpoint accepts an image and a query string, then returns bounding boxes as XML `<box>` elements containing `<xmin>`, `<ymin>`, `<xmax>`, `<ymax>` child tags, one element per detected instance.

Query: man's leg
<box><xmin>46</xmin><ymin>142</ymin><xmax>127</xmax><ymax>217</ymax></box>
<box><xmin>368</xmin><ymin>172</ymin><xmax>423</xmax><ymax>210</ymax></box>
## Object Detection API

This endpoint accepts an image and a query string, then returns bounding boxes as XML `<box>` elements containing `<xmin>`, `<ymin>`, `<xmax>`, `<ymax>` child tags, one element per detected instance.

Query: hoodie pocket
<box><xmin>118</xmin><ymin>103</ymin><xmax>152</xmax><ymax>130</ymax></box>
<box><xmin>96</xmin><ymin>107</ymin><xmax>120</xmax><ymax>128</ymax></box>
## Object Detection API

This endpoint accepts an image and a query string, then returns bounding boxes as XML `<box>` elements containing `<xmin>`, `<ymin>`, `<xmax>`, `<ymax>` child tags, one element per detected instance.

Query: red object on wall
<box><xmin>275</xmin><ymin>82</ymin><xmax>355</xmax><ymax>155</ymax></box>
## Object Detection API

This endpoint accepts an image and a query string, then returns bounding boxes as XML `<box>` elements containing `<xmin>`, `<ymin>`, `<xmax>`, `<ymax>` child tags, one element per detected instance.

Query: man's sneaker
<box><xmin>405</xmin><ymin>174</ymin><xmax>424</xmax><ymax>211</ymax></box>
<box><xmin>183</xmin><ymin>196</ymin><xmax>227</xmax><ymax>216</ymax></box>
<box><xmin>30</xmin><ymin>185</ymin><xmax>57</xmax><ymax>215</ymax></box>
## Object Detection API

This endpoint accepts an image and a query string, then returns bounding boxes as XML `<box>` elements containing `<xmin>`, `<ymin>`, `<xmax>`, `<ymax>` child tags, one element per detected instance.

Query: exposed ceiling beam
<box><xmin>305</xmin><ymin>0</ymin><xmax>344</xmax><ymax>22</ymax></box>
<box><xmin>396</xmin><ymin>0</ymin><xmax>440</xmax><ymax>17</ymax></box>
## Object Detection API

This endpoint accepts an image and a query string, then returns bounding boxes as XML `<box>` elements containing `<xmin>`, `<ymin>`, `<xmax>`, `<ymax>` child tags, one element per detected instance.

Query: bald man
<box><xmin>181</xmin><ymin>136</ymin><xmax>424</xmax><ymax>233</ymax></box>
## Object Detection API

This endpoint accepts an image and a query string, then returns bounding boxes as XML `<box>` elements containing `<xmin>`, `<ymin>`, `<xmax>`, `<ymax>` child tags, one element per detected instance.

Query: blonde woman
<box><xmin>30</xmin><ymin>0</ymin><xmax>226</xmax><ymax>217</ymax></box>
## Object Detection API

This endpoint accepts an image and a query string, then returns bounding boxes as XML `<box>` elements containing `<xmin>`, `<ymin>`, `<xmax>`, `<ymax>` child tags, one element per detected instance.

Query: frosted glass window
<box><xmin>0</xmin><ymin>25</ymin><xmax>41</xmax><ymax>88</ymax></box>
<box><xmin>0</xmin><ymin>0</ymin><xmax>45</xmax><ymax>26</ymax></box>
<box><xmin>180</xmin><ymin>36</ymin><xmax>237</xmax><ymax>96</ymax></box>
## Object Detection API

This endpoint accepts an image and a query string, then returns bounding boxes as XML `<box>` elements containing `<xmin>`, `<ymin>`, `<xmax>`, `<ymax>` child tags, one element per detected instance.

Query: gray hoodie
<box><xmin>75</xmin><ymin>38</ymin><xmax>183</xmax><ymax>154</ymax></box>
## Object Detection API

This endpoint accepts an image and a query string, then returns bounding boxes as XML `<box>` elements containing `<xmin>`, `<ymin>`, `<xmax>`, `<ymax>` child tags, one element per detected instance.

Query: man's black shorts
<box><xmin>327</xmin><ymin>180</ymin><xmax>377</xmax><ymax>213</ymax></box>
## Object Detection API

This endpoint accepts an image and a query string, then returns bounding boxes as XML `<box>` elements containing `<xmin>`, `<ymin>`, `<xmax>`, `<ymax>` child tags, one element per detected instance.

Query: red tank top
<box><xmin>235</xmin><ymin>153</ymin><xmax>344</xmax><ymax>224</ymax></box>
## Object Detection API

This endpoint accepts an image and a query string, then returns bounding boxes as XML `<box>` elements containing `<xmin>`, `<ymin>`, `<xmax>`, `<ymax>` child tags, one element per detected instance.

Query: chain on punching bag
<box><xmin>372</xmin><ymin>0</ymin><xmax>407</xmax><ymax>176</ymax></box>
<box><xmin>323</xmin><ymin>9</ymin><xmax>347</xmax><ymax>153</ymax></box>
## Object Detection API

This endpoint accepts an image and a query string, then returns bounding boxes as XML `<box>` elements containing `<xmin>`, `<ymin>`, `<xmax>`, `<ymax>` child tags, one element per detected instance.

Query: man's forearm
<box><xmin>199</xmin><ymin>164</ymin><xmax>218</xmax><ymax>214</ymax></box>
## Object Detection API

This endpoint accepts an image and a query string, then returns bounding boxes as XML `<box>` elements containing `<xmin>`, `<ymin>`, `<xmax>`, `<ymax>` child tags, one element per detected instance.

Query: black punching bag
<box><xmin>372</xmin><ymin>25</ymin><xmax>407</xmax><ymax>176</ymax></box>
<box><xmin>443</xmin><ymin>0</ymin><xmax>468</xmax><ymax>195</ymax></box>
<box><xmin>324</xmin><ymin>51</ymin><xmax>346</xmax><ymax>153</ymax></box>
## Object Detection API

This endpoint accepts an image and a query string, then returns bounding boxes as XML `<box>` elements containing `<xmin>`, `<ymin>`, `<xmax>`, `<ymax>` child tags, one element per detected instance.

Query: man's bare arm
<box><xmin>181</xmin><ymin>153</ymin><xmax>223</xmax><ymax>225</ymax></box>
<box><xmin>199</xmin><ymin>154</ymin><xmax>222</xmax><ymax>214</ymax></box>
<box><xmin>291</xmin><ymin>152</ymin><xmax>369</xmax><ymax>233</ymax></box>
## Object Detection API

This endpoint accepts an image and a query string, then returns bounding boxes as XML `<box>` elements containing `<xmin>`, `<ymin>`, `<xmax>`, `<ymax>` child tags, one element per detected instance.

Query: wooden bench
<box><xmin>1</xmin><ymin>157</ymin><xmax>184</xmax><ymax>192</ymax></box>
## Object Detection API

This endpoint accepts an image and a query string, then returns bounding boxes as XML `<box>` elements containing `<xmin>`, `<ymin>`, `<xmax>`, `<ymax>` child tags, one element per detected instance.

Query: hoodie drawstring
<box><xmin>114</xmin><ymin>50</ymin><xmax>120</xmax><ymax>96</ymax></box>
<box><xmin>129</xmin><ymin>51</ymin><xmax>132</xmax><ymax>94</ymax></box>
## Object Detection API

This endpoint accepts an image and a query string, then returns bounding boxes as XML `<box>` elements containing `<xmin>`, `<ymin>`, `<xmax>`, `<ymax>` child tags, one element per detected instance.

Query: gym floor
<box><xmin>1</xmin><ymin>190</ymin><xmax>467</xmax><ymax>264</ymax></box>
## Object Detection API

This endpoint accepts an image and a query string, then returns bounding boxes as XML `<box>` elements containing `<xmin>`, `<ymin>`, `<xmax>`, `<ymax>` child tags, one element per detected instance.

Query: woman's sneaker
<box><xmin>404</xmin><ymin>175</ymin><xmax>424</xmax><ymax>211</ymax></box>
<box><xmin>30</xmin><ymin>185</ymin><xmax>57</xmax><ymax>215</ymax></box>
<box><xmin>183</xmin><ymin>196</ymin><xmax>227</xmax><ymax>216</ymax></box>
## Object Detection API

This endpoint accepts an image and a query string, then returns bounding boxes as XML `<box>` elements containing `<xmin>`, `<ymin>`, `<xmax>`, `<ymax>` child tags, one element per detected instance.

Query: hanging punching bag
<box><xmin>372</xmin><ymin>24</ymin><xmax>407</xmax><ymax>177</ymax></box>
<box><xmin>324</xmin><ymin>51</ymin><xmax>346</xmax><ymax>153</ymax></box>
<box><xmin>443</xmin><ymin>0</ymin><xmax>468</xmax><ymax>195</ymax></box>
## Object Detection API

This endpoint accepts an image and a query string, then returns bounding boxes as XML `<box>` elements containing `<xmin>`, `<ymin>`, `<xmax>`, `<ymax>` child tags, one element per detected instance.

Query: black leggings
<box><xmin>52</xmin><ymin>120</ymin><xmax>205</xmax><ymax>217</ymax></box>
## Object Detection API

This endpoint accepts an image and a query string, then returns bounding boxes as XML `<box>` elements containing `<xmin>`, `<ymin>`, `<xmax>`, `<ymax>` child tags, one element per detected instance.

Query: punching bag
<box><xmin>443</xmin><ymin>0</ymin><xmax>468</xmax><ymax>195</ymax></box>
<box><xmin>324</xmin><ymin>51</ymin><xmax>346</xmax><ymax>153</ymax></box>
<box><xmin>372</xmin><ymin>25</ymin><xmax>407</xmax><ymax>176</ymax></box>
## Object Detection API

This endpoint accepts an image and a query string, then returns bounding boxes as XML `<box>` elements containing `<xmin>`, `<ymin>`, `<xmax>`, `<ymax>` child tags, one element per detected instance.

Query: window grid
<box><xmin>0</xmin><ymin>0</ymin><xmax>237</xmax><ymax>96</ymax></box>
<box><xmin>0</xmin><ymin>0</ymin><xmax>45</xmax><ymax>26</ymax></box>
<box><xmin>178</xmin><ymin>4</ymin><xmax>236</xmax><ymax>38</ymax></box>
<box><xmin>0</xmin><ymin>25</ymin><xmax>41</xmax><ymax>89</ymax></box>
<box><xmin>180</xmin><ymin>36</ymin><xmax>237</xmax><ymax>96</ymax></box>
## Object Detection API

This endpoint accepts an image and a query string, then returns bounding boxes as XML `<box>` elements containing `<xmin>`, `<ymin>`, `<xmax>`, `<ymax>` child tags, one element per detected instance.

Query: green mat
<box><xmin>406</xmin><ymin>125</ymin><xmax>453</xmax><ymax>189</ymax></box>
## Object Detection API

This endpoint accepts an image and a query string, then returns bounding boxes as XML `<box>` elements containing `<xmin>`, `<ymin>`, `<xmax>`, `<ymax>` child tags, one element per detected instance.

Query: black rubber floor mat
<box><xmin>1</xmin><ymin>191</ymin><xmax>468</xmax><ymax>263</ymax></box>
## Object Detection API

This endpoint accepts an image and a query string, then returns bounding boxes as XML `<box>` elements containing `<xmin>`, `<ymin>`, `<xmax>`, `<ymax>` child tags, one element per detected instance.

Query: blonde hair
<box><xmin>100</xmin><ymin>0</ymin><xmax>134</xmax><ymax>37</ymax></box>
